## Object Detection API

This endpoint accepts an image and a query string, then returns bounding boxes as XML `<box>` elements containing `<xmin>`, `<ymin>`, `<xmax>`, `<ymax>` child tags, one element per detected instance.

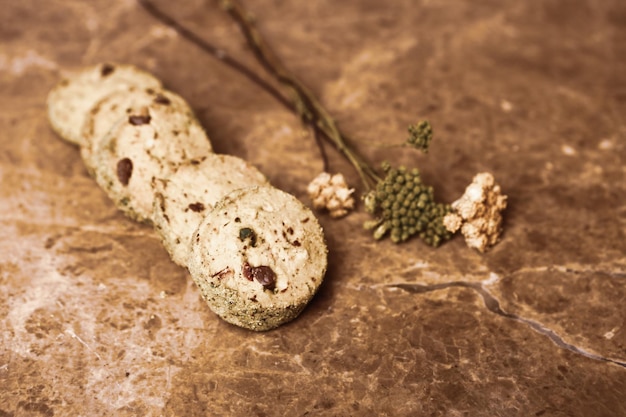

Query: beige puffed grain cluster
<box><xmin>47</xmin><ymin>63</ymin><xmax>327</xmax><ymax>331</ymax></box>
<box><xmin>306</xmin><ymin>172</ymin><xmax>355</xmax><ymax>218</ymax></box>
<box><xmin>443</xmin><ymin>172</ymin><xmax>507</xmax><ymax>252</ymax></box>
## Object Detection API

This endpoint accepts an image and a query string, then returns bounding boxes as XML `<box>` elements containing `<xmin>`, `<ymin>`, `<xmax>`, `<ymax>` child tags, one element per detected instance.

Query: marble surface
<box><xmin>1</xmin><ymin>0</ymin><xmax>625</xmax><ymax>415</ymax></box>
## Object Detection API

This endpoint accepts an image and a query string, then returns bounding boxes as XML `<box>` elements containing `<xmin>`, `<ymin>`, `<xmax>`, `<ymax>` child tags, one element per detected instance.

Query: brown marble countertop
<box><xmin>1</xmin><ymin>1</ymin><xmax>625</xmax><ymax>416</ymax></box>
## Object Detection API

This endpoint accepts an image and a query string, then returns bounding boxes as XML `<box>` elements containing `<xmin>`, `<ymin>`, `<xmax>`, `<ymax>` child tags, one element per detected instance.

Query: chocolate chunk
<box><xmin>242</xmin><ymin>262</ymin><xmax>254</xmax><ymax>282</ymax></box>
<box><xmin>253</xmin><ymin>266</ymin><xmax>277</xmax><ymax>290</ymax></box>
<box><xmin>101</xmin><ymin>63</ymin><xmax>115</xmax><ymax>77</ymax></box>
<box><xmin>242</xmin><ymin>262</ymin><xmax>276</xmax><ymax>291</ymax></box>
<box><xmin>128</xmin><ymin>114</ymin><xmax>151</xmax><ymax>125</ymax></box>
<box><xmin>116</xmin><ymin>158</ymin><xmax>133</xmax><ymax>186</ymax></box>
<box><xmin>239</xmin><ymin>227</ymin><xmax>257</xmax><ymax>247</ymax></box>
<box><xmin>154</xmin><ymin>94</ymin><xmax>171</xmax><ymax>105</ymax></box>
<box><xmin>188</xmin><ymin>202</ymin><xmax>205</xmax><ymax>212</ymax></box>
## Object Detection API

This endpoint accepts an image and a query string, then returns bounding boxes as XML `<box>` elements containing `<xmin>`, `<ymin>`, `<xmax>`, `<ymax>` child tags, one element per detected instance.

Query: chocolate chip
<box><xmin>154</xmin><ymin>94</ymin><xmax>171</xmax><ymax>105</ymax></box>
<box><xmin>253</xmin><ymin>266</ymin><xmax>276</xmax><ymax>290</ymax></box>
<box><xmin>129</xmin><ymin>114</ymin><xmax>151</xmax><ymax>125</ymax></box>
<box><xmin>101</xmin><ymin>63</ymin><xmax>115</xmax><ymax>77</ymax></box>
<box><xmin>242</xmin><ymin>263</ymin><xmax>254</xmax><ymax>282</ymax></box>
<box><xmin>188</xmin><ymin>202</ymin><xmax>205</xmax><ymax>212</ymax></box>
<box><xmin>242</xmin><ymin>262</ymin><xmax>276</xmax><ymax>290</ymax></box>
<box><xmin>239</xmin><ymin>227</ymin><xmax>257</xmax><ymax>247</ymax></box>
<box><xmin>116</xmin><ymin>158</ymin><xmax>133</xmax><ymax>186</ymax></box>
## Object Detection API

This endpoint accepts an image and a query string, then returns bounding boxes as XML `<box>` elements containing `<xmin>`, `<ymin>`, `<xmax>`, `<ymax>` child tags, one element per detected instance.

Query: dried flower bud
<box><xmin>307</xmin><ymin>172</ymin><xmax>355</xmax><ymax>218</ymax></box>
<box><xmin>407</xmin><ymin>120</ymin><xmax>433</xmax><ymax>153</ymax></box>
<box><xmin>443</xmin><ymin>172</ymin><xmax>507</xmax><ymax>252</ymax></box>
<box><xmin>364</xmin><ymin>163</ymin><xmax>452</xmax><ymax>246</ymax></box>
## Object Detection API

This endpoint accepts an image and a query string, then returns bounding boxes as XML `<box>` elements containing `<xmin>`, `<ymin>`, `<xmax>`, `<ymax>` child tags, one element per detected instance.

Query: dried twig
<box><xmin>138</xmin><ymin>0</ymin><xmax>379</xmax><ymax>190</ymax></box>
<box><xmin>221</xmin><ymin>0</ymin><xmax>379</xmax><ymax>189</ymax></box>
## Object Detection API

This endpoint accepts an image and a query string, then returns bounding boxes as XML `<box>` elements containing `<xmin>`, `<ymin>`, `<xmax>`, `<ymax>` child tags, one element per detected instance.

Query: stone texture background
<box><xmin>1</xmin><ymin>0</ymin><xmax>625</xmax><ymax>416</ymax></box>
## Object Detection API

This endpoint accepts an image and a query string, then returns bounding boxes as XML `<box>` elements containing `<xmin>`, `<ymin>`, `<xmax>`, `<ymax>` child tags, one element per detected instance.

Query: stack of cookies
<box><xmin>47</xmin><ymin>63</ymin><xmax>328</xmax><ymax>331</ymax></box>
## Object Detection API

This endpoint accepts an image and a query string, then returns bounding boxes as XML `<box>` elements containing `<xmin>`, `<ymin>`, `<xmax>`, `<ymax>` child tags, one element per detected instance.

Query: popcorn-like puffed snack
<box><xmin>443</xmin><ymin>172</ymin><xmax>507</xmax><ymax>252</ymax></box>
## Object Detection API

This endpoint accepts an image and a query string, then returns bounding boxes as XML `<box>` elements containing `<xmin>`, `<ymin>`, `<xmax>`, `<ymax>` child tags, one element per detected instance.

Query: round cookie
<box><xmin>187</xmin><ymin>185</ymin><xmax>328</xmax><ymax>331</ymax></box>
<box><xmin>47</xmin><ymin>63</ymin><xmax>162</xmax><ymax>146</ymax></box>
<box><xmin>93</xmin><ymin>93</ymin><xmax>213</xmax><ymax>223</ymax></box>
<box><xmin>80</xmin><ymin>87</ymin><xmax>211</xmax><ymax>177</ymax></box>
<box><xmin>153</xmin><ymin>154</ymin><xmax>269</xmax><ymax>266</ymax></box>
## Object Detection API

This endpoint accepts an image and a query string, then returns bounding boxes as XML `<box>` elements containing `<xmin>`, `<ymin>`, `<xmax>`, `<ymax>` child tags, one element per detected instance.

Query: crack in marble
<box><xmin>65</xmin><ymin>328</ymin><xmax>102</xmax><ymax>360</ymax></box>
<box><xmin>386</xmin><ymin>280</ymin><xmax>626</xmax><ymax>369</ymax></box>
<box><xmin>504</xmin><ymin>264</ymin><xmax>626</xmax><ymax>279</ymax></box>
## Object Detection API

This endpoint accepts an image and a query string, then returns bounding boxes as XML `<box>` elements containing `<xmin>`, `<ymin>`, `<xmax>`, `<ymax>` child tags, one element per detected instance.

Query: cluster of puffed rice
<box><xmin>47</xmin><ymin>63</ymin><xmax>327</xmax><ymax>331</ymax></box>
<box><xmin>306</xmin><ymin>172</ymin><xmax>355</xmax><ymax>218</ymax></box>
<box><xmin>443</xmin><ymin>172</ymin><xmax>507</xmax><ymax>252</ymax></box>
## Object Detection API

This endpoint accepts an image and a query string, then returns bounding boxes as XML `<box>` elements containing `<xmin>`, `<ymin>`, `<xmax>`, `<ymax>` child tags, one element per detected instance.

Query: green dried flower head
<box><xmin>363</xmin><ymin>162</ymin><xmax>452</xmax><ymax>246</ymax></box>
<box><xmin>407</xmin><ymin>120</ymin><xmax>433</xmax><ymax>153</ymax></box>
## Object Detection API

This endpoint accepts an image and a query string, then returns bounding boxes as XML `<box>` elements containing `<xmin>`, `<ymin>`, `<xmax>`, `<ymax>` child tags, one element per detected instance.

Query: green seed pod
<box><xmin>363</xmin><ymin>191</ymin><xmax>378</xmax><ymax>214</ymax></box>
<box><xmin>363</xmin><ymin>219</ymin><xmax>380</xmax><ymax>230</ymax></box>
<box><xmin>373</xmin><ymin>222</ymin><xmax>390</xmax><ymax>240</ymax></box>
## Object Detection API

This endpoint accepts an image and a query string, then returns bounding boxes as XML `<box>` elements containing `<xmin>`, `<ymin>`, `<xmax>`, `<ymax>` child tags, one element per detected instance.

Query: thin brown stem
<box><xmin>221</xmin><ymin>0</ymin><xmax>380</xmax><ymax>190</ymax></box>
<box><xmin>312</xmin><ymin>126</ymin><xmax>329</xmax><ymax>173</ymax></box>
<box><xmin>137</xmin><ymin>0</ymin><xmax>293</xmax><ymax>111</ymax></box>
<box><xmin>138</xmin><ymin>0</ymin><xmax>381</xmax><ymax>190</ymax></box>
